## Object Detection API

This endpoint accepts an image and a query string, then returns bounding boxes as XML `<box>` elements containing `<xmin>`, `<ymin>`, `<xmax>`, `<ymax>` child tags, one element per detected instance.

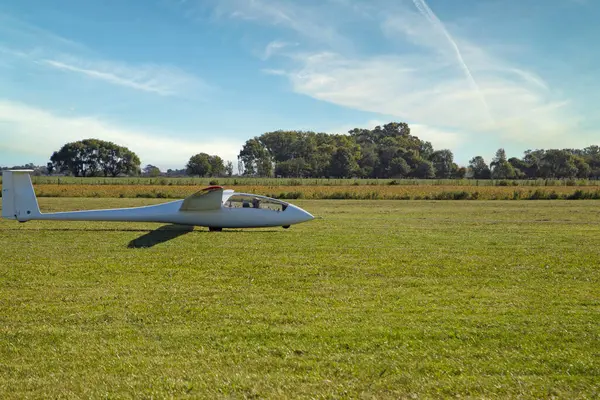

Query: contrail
<box><xmin>411</xmin><ymin>0</ymin><xmax>494</xmax><ymax>124</ymax></box>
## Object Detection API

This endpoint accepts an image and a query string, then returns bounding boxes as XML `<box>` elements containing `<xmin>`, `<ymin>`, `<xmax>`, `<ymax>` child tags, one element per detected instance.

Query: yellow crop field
<box><xmin>29</xmin><ymin>184</ymin><xmax>600</xmax><ymax>200</ymax></box>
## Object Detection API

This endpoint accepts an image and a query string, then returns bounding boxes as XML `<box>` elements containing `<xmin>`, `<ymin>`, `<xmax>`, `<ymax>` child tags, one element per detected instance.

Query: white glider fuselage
<box><xmin>29</xmin><ymin>199</ymin><xmax>313</xmax><ymax>228</ymax></box>
<box><xmin>2</xmin><ymin>170</ymin><xmax>314</xmax><ymax>229</ymax></box>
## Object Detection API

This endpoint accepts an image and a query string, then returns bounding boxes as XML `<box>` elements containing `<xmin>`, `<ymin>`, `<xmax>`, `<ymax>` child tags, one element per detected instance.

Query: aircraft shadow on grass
<box><xmin>127</xmin><ymin>224</ymin><xmax>281</xmax><ymax>248</ymax></box>
<box><xmin>127</xmin><ymin>224</ymin><xmax>195</xmax><ymax>248</ymax></box>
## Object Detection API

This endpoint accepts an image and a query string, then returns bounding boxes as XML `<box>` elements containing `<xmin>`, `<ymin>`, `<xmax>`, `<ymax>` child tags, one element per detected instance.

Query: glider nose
<box><xmin>300</xmin><ymin>208</ymin><xmax>314</xmax><ymax>222</ymax></box>
<box><xmin>286</xmin><ymin>204</ymin><xmax>315</xmax><ymax>224</ymax></box>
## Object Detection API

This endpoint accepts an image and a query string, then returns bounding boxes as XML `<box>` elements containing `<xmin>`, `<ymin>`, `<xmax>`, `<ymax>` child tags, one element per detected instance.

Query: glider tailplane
<box><xmin>1</xmin><ymin>170</ymin><xmax>41</xmax><ymax>221</ymax></box>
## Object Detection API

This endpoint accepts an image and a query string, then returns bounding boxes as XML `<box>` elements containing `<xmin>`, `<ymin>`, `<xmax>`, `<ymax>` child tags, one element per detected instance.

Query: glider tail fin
<box><xmin>2</xmin><ymin>170</ymin><xmax>41</xmax><ymax>221</ymax></box>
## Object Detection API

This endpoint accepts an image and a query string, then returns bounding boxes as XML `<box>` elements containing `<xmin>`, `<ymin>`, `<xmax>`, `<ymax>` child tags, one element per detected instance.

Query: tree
<box><xmin>522</xmin><ymin>149</ymin><xmax>544</xmax><ymax>178</ymax></box>
<box><xmin>275</xmin><ymin>158</ymin><xmax>307</xmax><ymax>178</ymax></box>
<box><xmin>539</xmin><ymin>149</ymin><xmax>578</xmax><ymax>178</ymax></box>
<box><xmin>49</xmin><ymin>139</ymin><xmax>140</xmax><ymax>177</ymax></box>
<box><xmin>165</xmin><ymin>168</ymin><xmax>186</xmax><ymax>177</ymax></box>
<box><xmin>581</xmin><ymin>146</ymin><xmax>600</xmax><ymax>178</ymax></box>
<box><xmin>100</xmin><ymin>141</ymin><xmax>141</xmax><ymax>177</ymax></box>
<box><xmin>225</xmin><ymin>161</ymin><xmax>234</xmax><ymax>177</ymax></box>
<box><xmin>208</xmin><ymin>155</ymin><xmax>225</xmax><ymax>177</ymax></box>
<box><xmin>508</xmin><ymin>157</ymin><xmax>527</xmax><ymax>179</ymax></box>
<box><xmin>351</xmin><ymin>122</ymin><xmax>432</xmax><ymax>178</ymax></box>
<box><xmin>573</xmin><ymin>156</ymin><xmax>591</xmax><ymax>178</ymax></box>
<box><xmin>389</xmin><ymin>157</ymin><xmax>411</xmax><ymax>178</ymax></box>
<box><xmin>454</xmin><ymin>166</ymin><xmax>467</xmax><ymax>179</ymax></box>
<box><xmin>238</xmin><ymin>138</ymin><xmax>272</xmax><ymax>176</ymax></box>
<box><xmin>233</xmin><ymin>121</ymin><xmax>437</xmax><ymax>179</ymax></box>
<box><xmin>419</xmin><ymin>141</ymin><xmax>434</xmax><ymax>160</ymax></box>
<box><xmin>329</xmin><ymin>147</ymin><xmax>358</xmax><ymax>178</ymax></box>
<box><xmin>143</xmin><ymin>164</ymin><xmax>161</xmax><ymax>177</ymax></box>
<box><xmin>490</xmin><ymin>148</ymin><xmax>516</xmax><ymax>179</ymax></box>
<box><xmin>356</xmin><ymin>143</ymin><xmax>377</xmax><ymax>178</ymax></box>
<box><xmin>259</xmin><ymin>130</ymin><xmax>302</xmax><ymax>162</ymax></box>
<box><xmin>412</xmin><ymin>159</ymin><xmax>436</xmax><ymax>178</ymax></box>
<box><xmin>186</xmin><ymin>153</ymin><xmax>212</xmax><ymax>177</ymax></box>
<box><xmin>429</xmin><ymin>149</ymin><xmax>455</xmax><ymax>178</ymax></box>
<box><xmin>468</xmin><ymin>156</ymin><xmax>491</xmax><ymax>179</ymax></box>
<box><xmin>256</xmin><ymin>157</ymin><xmax>274</xmax><ymax>177</ymax></box>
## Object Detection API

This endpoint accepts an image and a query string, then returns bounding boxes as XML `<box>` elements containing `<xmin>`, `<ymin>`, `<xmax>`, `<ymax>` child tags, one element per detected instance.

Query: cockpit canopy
<box><xmin>224</xmin><ymin>193</ymin><xmax>288</xmax><ymax>212</ymax></box>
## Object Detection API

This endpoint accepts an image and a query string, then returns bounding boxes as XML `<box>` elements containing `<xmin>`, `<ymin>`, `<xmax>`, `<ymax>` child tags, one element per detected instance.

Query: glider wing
<box><xmin>179</xmin><ymin>186</ymin><xmax>225</xmax><ymax>212</ymax></box>
<box><xmin>222</xmin><ymin>189</ymin><xmax>235</xmax><ymax>204</ymax></box>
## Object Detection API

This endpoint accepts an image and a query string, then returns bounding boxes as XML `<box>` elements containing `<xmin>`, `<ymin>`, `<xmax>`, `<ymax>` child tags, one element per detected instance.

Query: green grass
<box><xmin>1</xmin><ymin>199</ymin><xmax>599</xmax><ymax>398</ymax></box>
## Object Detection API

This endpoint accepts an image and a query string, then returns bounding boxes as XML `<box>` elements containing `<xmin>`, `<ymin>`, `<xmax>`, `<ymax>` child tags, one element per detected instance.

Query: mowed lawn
<box><xmin>0</xmin><ymin>199</ymin><xmax>599</xmax><ymax>399</ymax></box>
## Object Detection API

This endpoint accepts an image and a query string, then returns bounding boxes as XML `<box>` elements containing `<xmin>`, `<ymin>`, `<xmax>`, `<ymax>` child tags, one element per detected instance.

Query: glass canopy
<box><xmin>224</xmin><ymin>193</ymin><xmax>288</xmax><ymax>212</ymax></box>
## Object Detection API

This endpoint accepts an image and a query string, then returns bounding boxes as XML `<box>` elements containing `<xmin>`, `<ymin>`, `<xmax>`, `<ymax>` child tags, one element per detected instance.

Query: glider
<box><xmin>1</xmin><ymin>170</ymin><xmax>314</xmax><ymax>231</ymax></box>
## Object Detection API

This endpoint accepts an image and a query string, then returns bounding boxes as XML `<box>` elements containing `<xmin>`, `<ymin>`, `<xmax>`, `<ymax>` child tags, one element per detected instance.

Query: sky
<box><xmin>0</xmin><ymin>0</ymin><xmax>598</xmax><ymax>170</ymax></box>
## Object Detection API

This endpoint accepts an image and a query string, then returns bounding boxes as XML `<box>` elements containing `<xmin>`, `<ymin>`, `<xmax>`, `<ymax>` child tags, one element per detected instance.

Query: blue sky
<box><xmin>0</xmin><ymin>0</ymin><xmax>598</xmax><ymax>170</ymax></box>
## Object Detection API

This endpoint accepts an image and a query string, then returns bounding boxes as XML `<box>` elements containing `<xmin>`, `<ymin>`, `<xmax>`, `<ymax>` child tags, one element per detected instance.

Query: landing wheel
<box><xmin>282</xmin><ymin>225</ymin><xmax>290</xmax><ymax>229</ymax></box>
<box><xmin>208</xmin><ymin>227</ymin><xmax>223</xmax><ymax>232</ymax></box>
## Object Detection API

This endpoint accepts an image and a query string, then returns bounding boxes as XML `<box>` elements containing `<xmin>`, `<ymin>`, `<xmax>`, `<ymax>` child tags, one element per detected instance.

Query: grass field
<box><xmin>1</xmin><ymin>198</ymin><xmax>599</xmax><ymax>398</ymax></box>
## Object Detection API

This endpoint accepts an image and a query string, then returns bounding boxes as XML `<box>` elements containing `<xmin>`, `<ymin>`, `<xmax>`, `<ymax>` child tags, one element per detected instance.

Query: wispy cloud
<box><xmin>251</xmin><ymin>1</ymin><xmax>596</xmax><ymax>154</ymax></box>
<box><xmin>262</xmin><ymin>40</ymin><xmax>298</xmax><ymax>60</ymax></box>
<box><xmin>0</xmin><ymin>100</ymin><xmax>242</xmax><ymax>169</ymax></box>
<box><xmin>278</xmin><ymin>51</ymin><xmax>585</xmax><ymax>147</ymax></box>
<box><xmin>0</xmin><ymin>14</ymin><xmax>209</xmax><ymax>98</ymax></box>
<box><xmin>0</xmin><ymin>12</ymin><xmax>85</xmax><ymax>52</ymax></box>
<box><xmin>0</xmin><ymin>45</ymin><xmax>209</xmax><ymax>98</ymax></box>
<box><xmin>0</xmin><ymin>45</ymin><xmax>29</xmax><ymax>59</ymax></box>
<box><xmin>193</xmin><ymin>0</ymin><xmax>354</xmax><ymax>50</ymax></box>
<box><xmin>39</xmin><ymin>57</ymin><xmax>209</xmax><ymax>97</ymax></box>
<box><xmin>410</xmin><ymin>0</ymin><xmax>492</xmax><ymax>123</ymax></box>
<box><xmin>1</xmin><ymin>46</ymin><xmax>210</xmax><ymax>97</ymax></box>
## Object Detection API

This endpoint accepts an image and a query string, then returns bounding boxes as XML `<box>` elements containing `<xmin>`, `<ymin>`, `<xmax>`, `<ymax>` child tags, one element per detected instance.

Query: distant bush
<box><xmin>528</xmin><ymin>189</ymin><xmax>548</xmax><ymax>200</ymax></box>
<box><xmin>273</xmin><ymin>191</ymin><xmax>304</xmax><ymax>199</ymax></box>
<box><xmin>566</xmin><ymin>189</ymin><xmax>600</xmax><ymax>200</ymax></box>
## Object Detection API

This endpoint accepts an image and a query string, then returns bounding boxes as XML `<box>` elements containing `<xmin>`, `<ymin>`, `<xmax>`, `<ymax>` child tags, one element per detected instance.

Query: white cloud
<box><xmin>280</xmin><ymin>51</ymin><xmax>591</xmax><ymax>149</ymax></box>
<box><xmin>262</xmin><ymin>68</ymin><xmax>287</xmax><ymax>76</ymax></box>
<box><xmin>40</xmin><ymin>57</ymin><xmax>209</xmax><ymax>97</ymax></box>
<box><xmin>255</xmin><ymin>0</ymin><xmax>596</xmax><ymax>153</ymax></box>
<box><xmin>208</xmin><ymin>0</ymin><xmax>353</xmax><ymax>50</ymax></box>
<box><xmin>409</xmin><ymin>0</ymin><xmax>492</xmax><ymax>122</ymax></box>
<box><xmin>410</xmin><ymin>124</ymin><xmax>464</xmax><ymax>150</ymax></box>
<box><xmin>262</xmin><ymin>40</ymin><xmax>298</xmax><ymax>60</ymax></box>
<box><xmin>0</xmin><ymin>12</ymin><xmax>85</xmax><ymax>52</ymax></box>
<box><xmin>0</xmin><ymin>13</ymin><xmax>209</xmax><ymax>98</ymax></box>
<box><xmin>0</xmin><ymin>100</ymin><xmax>242</xmax><ymax>169</ymax></box>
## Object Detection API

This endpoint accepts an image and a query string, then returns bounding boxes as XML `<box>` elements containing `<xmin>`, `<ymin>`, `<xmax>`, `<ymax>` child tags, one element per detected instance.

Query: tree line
<box><xmin>237</xmin><ymin>123</ymin><xmax>600</xmax><ymax>179</ymax></box>
<box><xmin>239</xmin><ymin>123</ymin><xmax>453</xmax><ymax>179</ymax></box>
<box><xmin>469</xmin><ymin>148</ymin><xmax>600</xmax><ymax>180</ymax></box>
<box><xmin>2</xmin><ymin>122</ymin><xmax>599</xmax><ymax>179</ymax></box>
